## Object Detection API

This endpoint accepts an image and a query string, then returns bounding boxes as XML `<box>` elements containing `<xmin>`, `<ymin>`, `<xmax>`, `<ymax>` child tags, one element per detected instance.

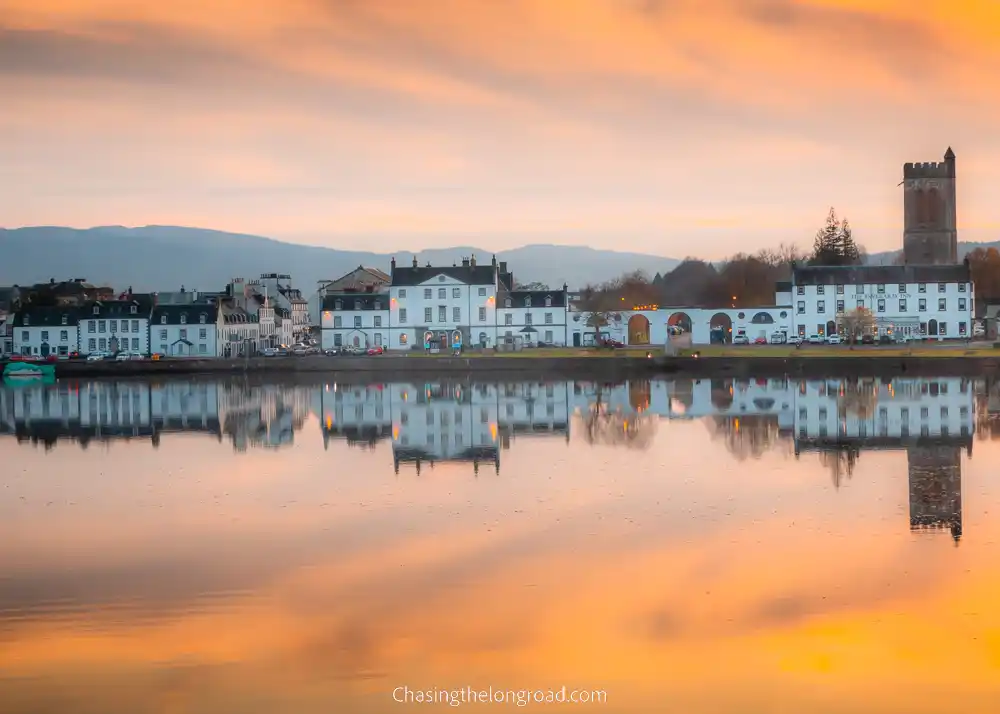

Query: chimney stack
<box><xmin>412</xmin><ymin>256</ymin><xmax>418</xmax><ymax>268</ymax></box>
<box><xmin>391</xmin><ymin>256</ymin><xmax>396</xmax><ymax>272</ymax></box>
<box><xmin>470</xmin><ymin>254</ymin><xmax>477</xmax><ymax>267</ymax></box>
<box><xmin>462</xmin><ymin>257</ymin><xmax>470</xmax><ymax>268</ymax></box>
<box><xmin>491</xmin><ymin>254</ymin><xmax>497</xmax><ymax>268</ymax></box>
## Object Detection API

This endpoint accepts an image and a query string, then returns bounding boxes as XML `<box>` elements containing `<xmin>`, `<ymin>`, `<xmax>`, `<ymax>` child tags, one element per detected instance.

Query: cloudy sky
<box><xmin>3</xmin><ymin>0</ymin><xmax>999</xmax><ymax>258</ymax></box>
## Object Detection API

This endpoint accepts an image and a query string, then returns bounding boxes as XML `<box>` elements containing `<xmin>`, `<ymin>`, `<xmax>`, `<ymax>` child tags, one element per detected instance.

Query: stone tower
<box><xmin>908</xmin><ymin>445</ymin><xmax>962</xmax><ymax>542</ymax></box>
<box><xmin>902</xmin><ymin>147</ymin><xmax>958</xmax><ymax>265</ymax></box>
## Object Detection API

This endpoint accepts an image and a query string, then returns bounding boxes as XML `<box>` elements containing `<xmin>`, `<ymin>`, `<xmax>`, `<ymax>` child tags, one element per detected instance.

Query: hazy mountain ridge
<box><xmin>0</xmin><ymin>226</ymin><xmax>683</xmax><ymax>292</ymax></box>
<box><xmin>0</xmin><ymin>226</ymin><xmax>996</xmax><ymax>300</ymax></box>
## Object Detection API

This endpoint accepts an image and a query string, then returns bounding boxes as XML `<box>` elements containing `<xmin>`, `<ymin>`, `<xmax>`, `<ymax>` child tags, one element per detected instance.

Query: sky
<box><xmin>3</xmin><ymin>0</ymin><xmax>1000</xmax><ymax>259</ymax></box>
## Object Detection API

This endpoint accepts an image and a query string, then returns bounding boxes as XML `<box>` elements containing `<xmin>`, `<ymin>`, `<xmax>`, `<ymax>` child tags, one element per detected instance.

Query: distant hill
<box><xmin>0</xmin><ymin>226</ymin><xmax>683</xmax><ymax>299</ymax></box>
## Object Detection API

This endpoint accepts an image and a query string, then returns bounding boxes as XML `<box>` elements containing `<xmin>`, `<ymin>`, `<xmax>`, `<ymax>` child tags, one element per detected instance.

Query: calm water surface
<box><xmin>1</xmin><ymin>376</ymin><xmax>999</xmax><ymax>713</ymax></box>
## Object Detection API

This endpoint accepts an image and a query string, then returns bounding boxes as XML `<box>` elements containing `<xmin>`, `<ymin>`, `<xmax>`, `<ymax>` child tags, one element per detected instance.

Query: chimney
<box><xmin>390</xmin><ymin>256</ymin><xmax>396</xmax><ymax>272</ymax></box>
<box><xmin>50</xmin><ymin>277</ymin><xmax>56</xmax><ymax>285</ymax></box>
<box><xmin>412</xmin><ymin>256</ymin><xmax>418</xmax><ymax>268</ymax></box>
<box><xmin>563</xmin><ymin>283</ymin><xmax>568</xmax><ymax>292</ymax></box>
<box><xmin>180</xmin><ymin>285</ymin><xmax>186</xmax><ymax>293</ymax></box>
<box><xmin>491</xmin><ymin>254</ymin><xmax>497</xmax><ymax>268</ymax></box>
<box><xmin>470</xmin><ymin>254</ymin><xmax>477</xmax><ymax>267</ymax></box>
<box><xmin>462</xmin><ymin>257</ymin><xmax>470</xmax><ymax>268</ymax></box>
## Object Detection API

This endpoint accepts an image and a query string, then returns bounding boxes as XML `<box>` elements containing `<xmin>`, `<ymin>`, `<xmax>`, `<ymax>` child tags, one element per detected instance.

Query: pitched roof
<box><xmin>793</xmin><ymin>264</ymin><xmax>971</xmax><ymax>286</ymax></box>
<box><xmin>11</xmin><ymin>305</ymin><xmax>84</xmax><ymax>327</ymax></box>
<box><xmin>86</xmin><ymin>295</ymin><xmax>156</xmax><ymax>317</ymax></box>
<box><xmin>390</xmin><ymin>265</ymin><xmax>497</xmax><ymax>287</ymax></box>
<box><xmin>151</xmin><ymin>303</ymin><xmax>218</xmax><ymax>324</ymax></box>
<box><xmin>501</xmin><ymin>290</ymin><xmax>567</xmax><ymax>307</ymax></box>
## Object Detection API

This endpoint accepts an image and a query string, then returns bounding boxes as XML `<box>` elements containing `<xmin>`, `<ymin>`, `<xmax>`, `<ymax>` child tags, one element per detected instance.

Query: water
<box><xmin>1</xmin><ymin>376</ymin><xmax>999</xmax><ymax>713</ymax></box>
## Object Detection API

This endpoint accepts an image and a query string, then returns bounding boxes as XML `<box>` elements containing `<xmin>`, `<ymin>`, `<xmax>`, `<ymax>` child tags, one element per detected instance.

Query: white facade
<box><xmin>496</xmin><ymin>292</ymin><xmax>568</xmax><ymax>346</ymax></box>
<box><xmin>79</xmin><ymin>298</ymin><xmax>152</xmax><ymax>355</ymax></box>
<box><xmin>150</xmin><ymin>305</ymin><xmax>218</xmax><ymax>357</ymax></box>
<box><xmin>13</xmin><ymin>323</ymin><xmax>79</xmax><ymax>356</ymax></box>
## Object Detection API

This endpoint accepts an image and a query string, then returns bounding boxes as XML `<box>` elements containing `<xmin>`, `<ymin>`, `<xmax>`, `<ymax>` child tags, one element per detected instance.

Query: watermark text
<box><xmin>392</xmin><ymin>686</ymin><xmax>607</xmax><ymax>707</ymax></box>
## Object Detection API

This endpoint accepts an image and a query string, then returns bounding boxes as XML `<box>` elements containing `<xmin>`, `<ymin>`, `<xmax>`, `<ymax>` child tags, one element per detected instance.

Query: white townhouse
<box><xmin>255</xmin><ymin>274</ymin><xmax>310</xmax><ymax>342</ymax></box>
<box><xmin>496</xmin><ymin>290</ymin><xmax>569</xmax><ymax>346</ymax></box>
<box><xmin>0</xmin><ymin>312</ymin><xmax>10</xmax><ymax>356</ymax></box>
<box><xmin>149</xmin><ymin>303</ymin><xmax>218</xmax><ymax>357</ymax></box>
<box><xmin>320</xmin><ymin>255</ymin><xmax>571</xmax><ymax>351</ymax></box>
<box><xmin>11</xmin><ymin>305</ymin><xmax>81</xmax><ymax>357</ymax></box>
<box><xmin>790</xmin><ymin>263</ymin><xmax>974</xmax><ymax>340</ymax></box>
<box><xmin>79</xmin><ymin>294</ymin><xmax>155</xmax><ymax>355</ymax></box>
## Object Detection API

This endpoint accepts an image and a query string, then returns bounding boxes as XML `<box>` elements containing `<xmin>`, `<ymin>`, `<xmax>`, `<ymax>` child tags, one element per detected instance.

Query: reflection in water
<box><xmin>2</xmin><ymin>375</ymin><xmax>999</xmax><ymax>712</ymax></box>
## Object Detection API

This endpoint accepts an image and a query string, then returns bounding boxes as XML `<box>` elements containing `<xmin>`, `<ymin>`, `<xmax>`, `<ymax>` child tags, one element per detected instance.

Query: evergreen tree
<box><xmin>838</xmin><ymin>218</ymin><xmax>861</xmax><ymax>264</ymax></box>
<box><xmin>809</xmin><ymin>207</ymin><xmax>863</xmax><ymax>266</ymax></box>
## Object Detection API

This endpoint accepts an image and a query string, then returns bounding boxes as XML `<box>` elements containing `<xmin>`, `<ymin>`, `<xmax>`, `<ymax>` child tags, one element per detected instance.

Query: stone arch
<box><xmin>928</xmin><ymin>318</ymin><xmax>938</xmax><ymax>336</ymax></box>
<box><xmin>751</xmin><ymin>312</ymin><xmax>774</xmax><ymax>324</ymax></box>
<box><xmin>709</xmin><ymin>313</ymin><xmax>732</xmax><ymax>343</ymax></box>
<box><xmin>627</xmin><ymin>314</ymin><xmax>650</xmax><ymax>345</ymax></box>
<box><xmin>667</xmin><ymin>311</ymin><xmax>692</xmax><ymax>333</ymax></box>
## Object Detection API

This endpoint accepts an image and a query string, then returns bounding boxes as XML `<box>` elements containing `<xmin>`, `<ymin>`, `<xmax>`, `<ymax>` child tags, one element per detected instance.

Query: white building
<box><xmin>79</xmin><ymin>294</ymin><xmax>155</xmax><ymax>355</ymax></box>
<box><xmin>320</xmin><ymin>255</ymin><xmax>570</xmax><ymax>351</ymax></box>
<box><xmin>790</xmin><ymin>264</ymin><xmax>974</xmax><ymax>340</ymax></box>
<box><xmin>11</xmin><ymin>306</ymin><xmax>80</xmax><ymax>357</ymax></box>
<box><xmin>0</xmin><ymin>311</ymin><xmax>11</xmax><ymax>356</ymax></box>
<box><xmin>256</xmin><ymin>273</ymin><xmax>310</xmax><ymax>342</ymax></box>
<box><xmin>149</xmin><ymin>303</ymin><xmax>218</xmax><ymax>357</ymax></box>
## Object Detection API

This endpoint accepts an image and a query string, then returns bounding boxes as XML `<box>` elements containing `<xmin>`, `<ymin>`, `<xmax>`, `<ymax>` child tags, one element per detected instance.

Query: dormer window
<box><xmin>199</xmin><ymin>314</ymin><xmax>207</xmax><ymax>324</ymax></box>
<box><xmin>354</xmin><ymin>300</ymin><xmax>362</xmax><ymax>310</ymax></box>
<box><xmin>505</xmin><ymin>298</ymin><xmax>511</xmax><ymax>308</ymax></box>
<box><xmin>335</xmin><ymin>300</ymin><xmax>342</xmax><ymax>310</ymax></box>
<box><xmin>23</xmin><ymin>316</ymin><xmax>29</xmax><ymax>326</ymax></box>
<box><xmin>93</xmin><ymin>306</ymin><xmax>100</xmax><ymax>315</ymax></box>
<box><xmin>524</xmin><ymin>297</ymin><xmax>531</xmax><ymax>307</ymax></box>
<box><xmin>130</xmin><ymin>305</ymin><xmax>137</xmax><ymax>314</ymax></box>
<box><xmin>544</xmin><ymin>296</ymin><xmax>552</xmax><ymax>307</ymax></box>
<box><xmin>180</xmin><ymin>314</ymin><xmax>187</xmax><ymax>324</ymax></box>
<box><xmin>61</xmin><ymin>315</ymin><xmax>68</xmax><ymax>325</ymax></box>
<box><xmin>374</xmin><ymin>301</ymin><xmax>381</xmax><ymax>310</ymax></box>
<box><xmin>160</xmin><ymin>315</ymin><xmax>167</xmax><ymax>324</ymax></box>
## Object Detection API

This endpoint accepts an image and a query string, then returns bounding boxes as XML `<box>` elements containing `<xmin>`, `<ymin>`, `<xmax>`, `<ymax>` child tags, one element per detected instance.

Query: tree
<box><xmin>838</xmin><ymin>307</ymin><xmax>875</xmax><ymax>342</ymax></box>
<box><xmin>809</xmin><ymin>207</ymin><xmax>863</xmax><ymax>266</ymax></box>
<box><xmin>577</xmin><ymin>382</ymin><xmax>656</xmax><ymax>449</ymax></box>
<box><xmin>516</xmin><ymin>281</ymin><xmax>550</xmax><ymax>291</ymax></box>
<box><xmin>966</xmin><ymin>247</ymin><xmax>1000</xmax><ymax>301</ymax></box>
<box><xmin>708</xmin><ymin>415</ymin><xmax>782</xmax><ymax>460</ymax></box>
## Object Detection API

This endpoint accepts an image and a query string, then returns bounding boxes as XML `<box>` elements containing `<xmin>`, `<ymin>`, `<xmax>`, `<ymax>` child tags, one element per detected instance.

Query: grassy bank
<box><xmin>679</xmin><ymin>344</ymin><xmax>997</xmax><ymax>358</ymax></box>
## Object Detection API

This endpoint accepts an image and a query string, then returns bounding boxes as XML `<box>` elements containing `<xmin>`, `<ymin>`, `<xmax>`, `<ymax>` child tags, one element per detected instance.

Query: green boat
<box><xmin>3</xmin><ymin>362</ymin><xmax>57</xmax><ymax>383</ymax></box>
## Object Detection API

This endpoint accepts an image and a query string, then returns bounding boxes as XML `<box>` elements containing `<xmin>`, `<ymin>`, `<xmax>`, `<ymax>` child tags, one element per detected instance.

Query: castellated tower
<box><xmin>902</xmin><ymin>147</ymin><xmax>958</xmax><ymax>265</ymax></box>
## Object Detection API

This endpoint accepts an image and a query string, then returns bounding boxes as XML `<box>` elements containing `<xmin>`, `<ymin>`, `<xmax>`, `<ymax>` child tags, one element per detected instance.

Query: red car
<box><xmin>367</xmin><ymin>345</ymin><xmax>384</xmax><ymax>355</ymax></box>
<box><xmin>753</xmin><ymin>337</ymin><xmax>767</xmax><ymax>345</ymax></box>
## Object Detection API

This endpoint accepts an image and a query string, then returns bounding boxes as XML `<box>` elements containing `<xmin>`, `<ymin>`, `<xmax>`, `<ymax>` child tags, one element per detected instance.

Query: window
<box><xmin>354</xmin><ymin>316</ymin><xmax>362</xmax><ymax>328</ymax></box>
<box><xmin>157</xmin><ymin>329</ymin><xmax>167</xmax><ymax>341</ymax></box>
<box><xmin>438</xmin><ymin>306</ymin><xmax>446</xmax><ymax>322</ymax></box>
<box><xmin>99</xmin><ymin>338</ymin><xmax>107</xmax><ymax>350</ymax></box>
<box><xmin>374</xmin><ymin>333</ymin><xmax>382</xmax><ymax>346</ymax></box>
<box><xmin>817</xmin><ymin>300</ymin><xmax>825</xmax><ymax>314</ymax></box>
<box><xmin>938</xmin><ymin>283</ymin><xmax>946</xmax><ymax>293</ymax></box>
<box><xmin>88</xmin><ymin>338</ymin><xmax>96</xmax><ymax>352</ymax></box>
<box><xmin>939</xmin><ymin>298</ymin><xmax>946</xmax><ymax>311</ymax></box>
<box><xmin>797</xmin><ymin>301</ymin><xmax>805</xmax><ymax>314</ymax></box>
<box><xmin>438</xmin><ymin>288</ymin><xmax>446</xmax><ymax>299</ymax></box>
<box><xmin>855</xmin><ymin>284</ymin><xmax>863</xmax><ymax>294</ymax></box>
<box><xmin>60</xmin><ymin>314</ymin><xmax>68</xmax><ymax>325</ymax></box>
<box><xmin>99</xmin><ymin>322</ymin><xmax>106</xmax><ymax>333</ymax></box>
<box><xmin>898</xmin><ymin>283</ymin><xmax>905</xmax><ymax>293</ymax></box>
<box><xmin>93</xmin><ymin>306</ymin><xmax>100</xmax><ymax>314</ymax></box>
<box><xmin>478</xmin><ymin>307</ymin><xmax>486</xmax><ymax>321</ymax></box>
<box><xmin>199</xmin><ymin>328</ymin><xmax>207</xmax><ymax>339</ymax></box>
<box><xmin>334</xmin><ymin>334</ymin><xmax>342</xmax><ymax>346</ymax></box>
<box><xmin>374</xmin><ymin>316</ymin><xmax>382</xmax><ymax>327</ymax></box>
<box><xmin>959</xmin><ymin>298</ymin><xmax>966</xmax><ymax>311</ymax></box>
<box><xmin>130</xmin><ymin>305</ymin><xmax>137</xmax><ymax>314</ymax></box>
<box><xmin>524</xmin><ymin>296</ymin><xmax>532</xmax><ymax>307</ymax></box>
<box><xmin>478</xmin><ymin>287</ymin><xmax>487</xmax><ymax>297</ymax></box>
<box><xmin>179</xmin><ymin>328</ymin><xmax>187</xmax><ymax>339</ymax></box>
<box><xmin>352</xmin><ymin>300</ymin><xmax>361</xmax><ymax>310</ymax></box>
<box><xmin>545</xmin><ymin>312</ymin><xmax>553</xmax><ymax>324</ymax></box>
<box><xmin>919</xmin><ymin>298</ymin><xmax>926</xmax><ymax>311</ymax></box>
<box><xmin>334</xmin><ymin>299</ymin><xmax>342</xmax><ymax>310</ymax></box>
<box><xmin>19</xmin><ymin>330</ymin><xmax>29</xmax><ymax>342</ymax></box>
<box><xmin>816</xmin><ymin>285</ymin><xmax>824</xmax><ymax>295</ymax></box>
<box><xmin>545</xmin><ymin>296</ymin><xmax>552</xmax><ymax>307</ymax></box>
<box><xmin>399</xmin><ymin>308</ymin><xmax>407</xmax><ymax>323</ymax></box>
<box><xmin>452</xmin><ymin>288</ymin><xmax>461</xmax><ymax>298</ymax></box>
<box><xmin>899</xmin><ymin>299</ymin><xmax>907</xmax><ymax>311</ymax></box>
<box><xmin>199</xmin><ymin>343</ymin><xmax>207</xmax><ymax>354</ymax></box>
<box><xmin>918</xmin><ymin>283</ymin><xmax>927</xmax><ymax>293</ymax></box>
<box><xmin>836</xmin><ymin>284</ymin><xmax>844</xmax><ymax>294</ymax></box>
<box><xmin>57</xmin><ymin>329</ymin><xmax>67</xmax><ymax>341</ymax></box>
<box><xmin>438</xmin><ymin>275</ymin><xmax>445</xmax><ymax>282</ymax></box>
<box><xmin>88</xmin><ymin>322</ymin><xmax>95</xmax><ymax>333</ymax></box>
<box><xmin>109</xmin><ymin>320</ymin><xmax>117</xmax><ymax>333</ymax></box>
<box><xmin>399</xmin><ymin>333</ymin><xmax>408</xmax><ymax>345</ymax></box>
<box><xmin>959</xmin><ymin>321</ymin><xmax>967</xmax><ymax>335</ymax></box>
<box><xmin>877</xmin><ymin>299</ymin><xmax>885</xmax><ymax>312</ymax></box>
<box><xmin>544</xmin><ymin>330</ymin><xmax>553</xmax><ymax>343</ymax></box>
<box><xmin>334</xmin><ymin>316</ymin><xmax>342</xmax><ymax>328</ymax></box>
<box><xmin>836</xmin><ymin>300</ymin><xmax>844</xmax><ymax>313</ymax></box>
<box><xmin>797</xmin><ymin>285</ymin><xmax>805</xmax><ymax>295</ymax></box>
<box><xmin>959</xmin><ymin>283</ymin><xmax>967</xmax><ymax>293</ymax></box>
<box><xmin>940</xmin><ymin>322</ymin><xmax>947</xmax><ymax>335</ymax></box>
<box><xmin>525</xmin><ymin>313</ymin><xmax>533</xmax><ymax>325</ymax></box>
<box><xmin>398</xmin><ymin>289</ymin><xmax>407</xmax><ymax>299</ymax></box>
<box><xmin>856</xmin><ymin>300</ymin><xmax>864</xmax><ymax>309</ymax></box>
<box><xmin>453</xmin><ymin>307</ymin><xmax>461</xmax><ymax>322</ymax></box>
<box><xmin>877</xmin><ymin>284</ymin><xmax>885</xmax><ymax>294</ymax></box>
<box><xmin>505</xmin><ymin>313</ymin><xmax>513</xmax><ymax>325</ymax></box>
<box><xmin>423</xmin><ymin>288</ymin><xmax>432</xmax><ymax>299</ymax></box>
<box><xmin>199</xmin><ymin>314</ymin><xmax>207</xmax><ymax>324</ymax></box>
<box><xmin>373</xmin><ymin>301</ymin><xmax>381</xmax><ymax>310</ymax></box>
<box><xmin>504</xmin><ymin>298</ymin><xmax>511</xmax><ymax>307</ymax></box>
<box><xmin>424</xmin><ymin>307</ymin><xmax>432</xmax><ymax>322</ymax></box>
<box><xmin>131</xmin><ymin>338</ymin><xmax>139</xmax><ymax>351</ymax></box>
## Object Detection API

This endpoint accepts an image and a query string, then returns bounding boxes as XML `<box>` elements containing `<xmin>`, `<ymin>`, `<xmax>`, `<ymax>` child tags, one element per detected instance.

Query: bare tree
<box><xmin>838</xmin><ymin>307</ymin><xmax>875</xmax><ymax>343</ymax></box>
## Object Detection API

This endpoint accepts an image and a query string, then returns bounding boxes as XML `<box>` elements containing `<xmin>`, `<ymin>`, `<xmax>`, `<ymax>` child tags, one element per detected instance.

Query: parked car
<box><xmin>807</xmin><ymin>335</ymin><xmax>825</xmax><ymax>344</ymax></box>
<box><xmin>827</xmin><ymin>335</ymin><xmax>842</xmax><ymax>345</ymax></box>
<box><xmin>67</xmin><ymin>351</ymin><xmax>81</xmax><ymax>359</ymax></box>
<box><xmin>86</xmin><ymin>353</ymin><xmax>106</xmax><ymax>361</ymax></box>
<box><xmin>769</xmin><ymin>332</ymin><xmax>787</xmax><ymax>344</ymax></box>
<box><xmin>260</xmin><ymin>347</ymin><xmax>278</xmax><ymax>357</ymax></box>
<box><xmin>788</xmin><ymin>335</ymin><xmax>803</xmax><ymax>346</ymax></box>
<box><xmin>753</xmin><ymin>337</ymin><xmax>767</xmax><ymax>345</ymax></box>
<box><xmin>324</xmin><ymin>348</ymin><xmax>339</xmax><ymax>356</ymax></box>
<box><xmin>733</xmin><ymin>335</ymin><xmax>750</xmax><ymax>345</ymax></box>
<box><xmin>861</xmin><ymin>333</ymin><xmax>875</xmax><ymax>344</ymax></box>
<box><xmin>115</xmin><ymin>352</ymin><xmax>131</xmax><ymax>361</ymax></box>
<box><xmin>367</xmin><ymin>345</ymin><xmax>385</xmax><ymax>356</ymax></box>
